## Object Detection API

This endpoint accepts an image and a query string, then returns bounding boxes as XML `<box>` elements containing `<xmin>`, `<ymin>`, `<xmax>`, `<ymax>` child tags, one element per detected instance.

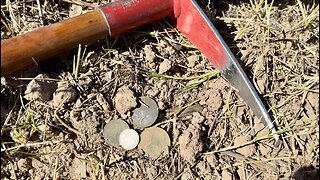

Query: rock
<box><xmin>17</xmin><ymin>158</ymin><xmax>29</xmax><ymax>171</ymax></box>
<box><xmin>24</xmin><ymin>74</ymin><xmax>57</xmax><ymax>101</ymax></box>
<box><xmin>69</xmin><ymin>4</ymin><xmax>82</xmax><ymax>17</ymax></box>
<box><xmin>114</xmin><ymin>86</ymin><xmax>137</xmax><ymax>116</ymax></box>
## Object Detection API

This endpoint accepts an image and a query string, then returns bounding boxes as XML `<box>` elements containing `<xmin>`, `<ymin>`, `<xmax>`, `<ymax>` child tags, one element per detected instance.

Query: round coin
<box><xmin>138</xmin><ymin>127</ymin><xmax>171</xmax><ymax>158</ymax></box>
<box><xmin>119</xmin><ymin>129</ymin><xmax>140</xmax><ymax>150</ymax></box>
<box><xmin>103</xmin><ymin>119</ymin><xmax>129</xmax><ymax>147</ymax></box>
<box><xmin>131</xmin><ymin>96</ymin><xmax>159</xmax><ymax>129</ymax></box>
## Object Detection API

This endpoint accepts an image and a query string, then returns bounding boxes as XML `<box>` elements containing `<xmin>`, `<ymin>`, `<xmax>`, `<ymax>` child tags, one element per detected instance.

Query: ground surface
<box><xmin>1</xmin><ymin>0</ymin><xmax>319</xmax><ymax>179</ymax></box>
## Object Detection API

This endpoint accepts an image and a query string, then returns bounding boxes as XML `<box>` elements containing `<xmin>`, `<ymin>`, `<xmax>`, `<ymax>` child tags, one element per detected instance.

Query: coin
<box><xmin>132</xmin><ymin>96</ymin><xmax>159</xmax><ymax>129</ymax></box>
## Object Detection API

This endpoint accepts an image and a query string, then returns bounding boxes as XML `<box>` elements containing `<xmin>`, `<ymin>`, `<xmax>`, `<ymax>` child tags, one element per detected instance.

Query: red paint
<box><xmin>99</xmin><ymin>0</ymin><xmax>174</xmax><ymax>36</ymax></box>
<box><xmin>100</xmin><ymin>0</ymin><xmax>227</xmax><ymax>69</ymax></box>
<box><xmin>174</xmin><ymin>0</ymin><xmax>227</xmax><ymax>69</ymax></box>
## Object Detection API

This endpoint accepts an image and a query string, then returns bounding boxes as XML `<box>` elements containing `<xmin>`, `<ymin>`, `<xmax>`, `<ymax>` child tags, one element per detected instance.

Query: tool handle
<box><xmin>1</xmin><ymin>9</ymin><xmax>109</xmax><ymax>76</ymax></box>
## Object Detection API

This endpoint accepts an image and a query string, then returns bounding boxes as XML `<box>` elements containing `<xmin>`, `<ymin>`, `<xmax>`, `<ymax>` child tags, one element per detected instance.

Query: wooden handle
<box><xmin>1</xmin><ymin>9</ymin><xmax>109</xmax><ymax>76</ymax></box>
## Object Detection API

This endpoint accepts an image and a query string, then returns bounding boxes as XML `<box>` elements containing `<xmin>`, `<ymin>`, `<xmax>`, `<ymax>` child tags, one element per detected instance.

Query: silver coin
<box><xmin>103</xmin><ymin>119</ymin><xmax>129</xmax><ymax>146</ymax></box>
<box><xmin>119</xmin><ymin>129</ymin><xmax>140</xmax><ymax>150</ymax></box>
<box><xmin>132</xmin><ymin>96</ymin><xmax>159</xmax><ymax>129</ymax></box>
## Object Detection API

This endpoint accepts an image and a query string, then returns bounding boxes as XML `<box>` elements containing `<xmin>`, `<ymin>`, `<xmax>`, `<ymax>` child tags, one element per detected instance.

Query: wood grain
<box><xmin>1</xmin><ymin>9</ymin><xmax>109</xmax><ymax>76</ymax></box>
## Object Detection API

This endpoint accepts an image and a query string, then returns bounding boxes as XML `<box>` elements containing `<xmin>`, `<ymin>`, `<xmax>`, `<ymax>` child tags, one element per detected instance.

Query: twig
<box><xmin>36</xmin><ymin>0</ymin><xmax>44</xmax><ymax>25</ymax></box>
<box><xmin>1</xmin><ymin>140</ymin><xmax>62</xmax><ymax>152</ymax></box>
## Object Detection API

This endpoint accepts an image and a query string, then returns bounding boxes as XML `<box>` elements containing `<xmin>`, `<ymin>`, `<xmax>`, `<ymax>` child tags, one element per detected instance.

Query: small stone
<box><xmin>17</xmin><ymin>159</ymin><xmax>29</xmax><ymax>171</ymax></box>
<box><xmin>119</xmin><ymin>129</ymin><xmax>140</xmax><ymax>150</ymax></box>
<box><xmin>37</xmin><ymin>124</ymin><xmax>51</xmax><ymax>133</ymax></box>
<box><xmin>69</xmin><ymin>157</ymin><xmax>86</xmax><ymax>179</ymax></box>
<box><xmin>69</xmin><ymin>4</ymin><xmax>82</xmax><ymax>17</ymax></box>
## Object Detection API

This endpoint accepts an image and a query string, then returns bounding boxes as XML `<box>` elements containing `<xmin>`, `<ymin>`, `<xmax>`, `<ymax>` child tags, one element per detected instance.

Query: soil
<box><xmin>1</xmin><ymin>0</ymin><xmax>319</xmax><ymax>179</ymax></box>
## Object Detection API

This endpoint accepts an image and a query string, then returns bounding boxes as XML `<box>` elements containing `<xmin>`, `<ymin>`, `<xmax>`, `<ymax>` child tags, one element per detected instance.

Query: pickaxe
<box><xmin>1</xmin><ymin>0</ymin><xmax>279</xmax><ymax>142</ymax></box>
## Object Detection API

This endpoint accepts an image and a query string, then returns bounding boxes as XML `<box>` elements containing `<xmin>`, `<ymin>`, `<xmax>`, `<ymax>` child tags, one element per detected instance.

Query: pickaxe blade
<box><xmin>173</xmin><ymin>0</ymin><xmax>279</xmax><ymax>142</ymax></box>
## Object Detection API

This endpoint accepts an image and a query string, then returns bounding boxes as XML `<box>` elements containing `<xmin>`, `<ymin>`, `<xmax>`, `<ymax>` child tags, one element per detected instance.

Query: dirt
<box><xmin>114</xmin><ymin>85</ymin><xmax>137</xmax><ymax>117</ymax></box>
<box><xmin>1</xmin><ymin>0</ymin><xmax>319</xmax><ymax>179</ymax></box>
<box><xmin>178</xmin><ymin>112</ymin><xmax>205</xmax><ymax>164</ymax></box>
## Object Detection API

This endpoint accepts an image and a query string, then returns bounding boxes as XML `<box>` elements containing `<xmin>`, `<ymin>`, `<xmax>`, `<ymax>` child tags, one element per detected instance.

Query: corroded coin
<box><xmin>138</xmin><ymin>127</ymin><xmax>171</xmax><ymax>158</ymax></box>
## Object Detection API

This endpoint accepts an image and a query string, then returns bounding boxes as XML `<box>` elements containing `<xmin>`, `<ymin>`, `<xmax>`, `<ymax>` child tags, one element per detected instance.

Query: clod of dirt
<box><xmin>69</xmin><ymin>157</ymin><xmax>86</xmax><ymax>179</ymax></box>
<box><xmin>52</xmin><ymin>82</ymin><xmax>77</xmax><ymax>107</ymax></box>
<box><xmin>181</xmin><ymin>172</ymin><xmax>192</xmax><ymax>180</ymax></box>
<box><xmin>196</xmin><ymin>161</ymin><xmax>213</xmax><ymax>179</ymax></box>
<box><xmin>138</xmin><ymin>127</ymin><xmax>170</xmax><ymax>158</ymax></box>
<box><xmin>158</xmin><ymin>59</ymin><xmax>172</xmax><ymax>74</ymax></box>
<box><xmin>233</xmin><ymin>135</ymin><xmax>255</xmax><ymax>157</ymax></box>
<box><xmin>187</xmin><ymin>55</ymin><xmax>199</xmax><ymax>67</ymax></box>
<box><xmin>114</xmin><ymin>86</ymin><xmax>137</xmax><ymax>117</ymax></box>
<box><xmin>178</xmin><ymin>122</ymin><xmax>203</xmax><ymax>164</ymax></box>
<box><xmin>191</xmin><ymin>112</ymin><xmax>205</xmax><ymax>124</ymax></box>
<box><xmin>221</xmin><ymin>170</ymin><xmax>233</xmax><ymax>180</ymax></box>
<box><xmin>30</xmin><ymin>158</ymin><xmax>49</xmax><ymax>179</ymax></box>
<box><xmin>17</xmin><ymin>158</ymin><xmax>29</xmax><ymax>171</ymax></box>
<box><xmin>24</xmin><ymin>74</ymin><xmax>57</xmax><ymax>101</ymax></box>
<box><xmin>103</xmin><ymin>119</ymin><xmax>129</xmax><ymax>147</ymax></box>
<box><xmin>144</xmin><ymin>45</ymin><xmax>156</xmax><ymax>62</ymax></box>
<box><xmin>199</xmin><ymin>89</ymin><xmax>223</xmax><ymax>112</ymax></box>
<box><xmin>119</xmin><ymin>129</ymin><xmax>139</xmax><ymax>150</ymax></box>
<box><xmin>132</xmin><ymin>96</ymin><xmax>159</xmax><ymax>128</ymax></box>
